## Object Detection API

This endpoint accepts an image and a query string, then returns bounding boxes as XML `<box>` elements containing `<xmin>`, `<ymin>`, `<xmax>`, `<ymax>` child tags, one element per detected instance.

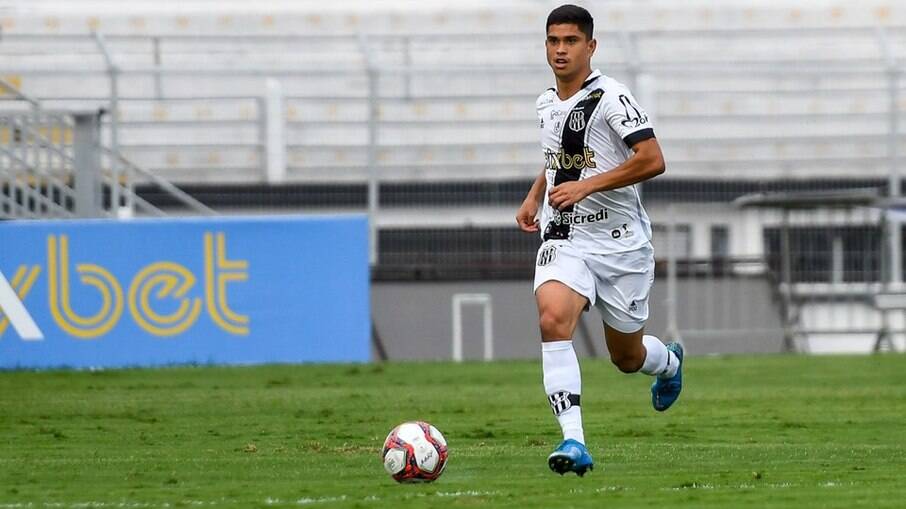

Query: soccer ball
<box><xmin>382</xmin><ymin>421</ymin><xmax>448</xmax><ymax>483</ymax></box>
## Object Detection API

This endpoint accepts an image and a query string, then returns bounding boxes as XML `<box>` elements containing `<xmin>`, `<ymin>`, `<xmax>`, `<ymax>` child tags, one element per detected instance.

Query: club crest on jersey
<box><xmin>568</xmin><ymin>110</ymin><xmax>586</xmax><ymax>132</ymax></box>
<box><xmin>544</xmin><ymin>148</ymin><xmax>597</xmax><ymax>171</ymax></box>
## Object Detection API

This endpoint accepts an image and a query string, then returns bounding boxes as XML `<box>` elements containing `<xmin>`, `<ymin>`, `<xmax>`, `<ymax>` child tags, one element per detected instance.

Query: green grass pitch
<box><xmin>2</xmin><ymin>354</ymin><xmax>905</xmax><ymax>508</ymax></box>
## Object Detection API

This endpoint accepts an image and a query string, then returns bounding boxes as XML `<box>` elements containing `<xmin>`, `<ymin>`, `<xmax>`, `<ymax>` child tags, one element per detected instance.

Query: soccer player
<box><xmin>515</xmin><ymin>4</ymin><xmax>683</xmax><ymax>476</ymax></box>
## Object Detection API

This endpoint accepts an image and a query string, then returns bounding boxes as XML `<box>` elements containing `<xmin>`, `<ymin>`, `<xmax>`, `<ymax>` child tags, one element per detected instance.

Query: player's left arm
<box><xmin>547</xmin><ymin>138</ymin><xmax>665</xmax><ymax>210</ymax></box>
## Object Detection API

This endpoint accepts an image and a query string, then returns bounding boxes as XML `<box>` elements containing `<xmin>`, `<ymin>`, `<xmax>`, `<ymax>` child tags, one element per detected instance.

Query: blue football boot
<box><xmin>547</xmin><ymin>439</ymin><xmax>594</xmax><ymax>476</ymax></box>
<box><xmin>652</xmin><ymin>341</ymin><xmax>684</xmax><ymax>411</ymax></box>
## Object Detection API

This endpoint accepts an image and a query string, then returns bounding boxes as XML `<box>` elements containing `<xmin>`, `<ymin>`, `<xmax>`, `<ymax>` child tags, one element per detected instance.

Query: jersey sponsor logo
<box><xmin>0</xmin><ymin>269</ymin><xmax>44</xmax><ymax>341</ymax></box>
<box><xmin>619</xmin><ymin>94</ymin><xmax>649</xmax><ymax>128</ymax></box>
<box><xmin>544</xmin><ymin>148</ymin><xmax>597</xmax><ymax>171</ymax></box>
<box><xmin>0</xmin><ymin>233</ymin><xmax>249</xmax><ymax>341</ymax></box>
<box><xmin>610</xmin><ymin>223</ymin><xmax>634</xmax><ymax>239</ymax></box>
<box><xmin>568</xmin><ymin>110</ymin><xmax>586</xmax><ymax>132</ymax></box>
<box><xmin>552</xmin><ymin>208</ymin><xmax>608</xmax><ymax>226</ymax></box>
<box><xmin>537</xmin><ymin>244</ymin><xmax>557</xmax><ymax>267</ymax></box>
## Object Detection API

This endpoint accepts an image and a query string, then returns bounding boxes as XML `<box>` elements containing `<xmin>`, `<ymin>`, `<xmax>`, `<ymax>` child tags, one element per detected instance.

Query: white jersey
<box><xmin>536</xmin><ymin>69</ymin><xmax>655</xmax><ymax>254</ymax></box>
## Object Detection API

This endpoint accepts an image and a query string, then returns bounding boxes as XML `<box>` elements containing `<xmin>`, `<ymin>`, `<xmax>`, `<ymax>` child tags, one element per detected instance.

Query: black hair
<box><xmin>546</xmin><ymin>4</ymin><xmax>594</xmax><ymax>40</ymax></box>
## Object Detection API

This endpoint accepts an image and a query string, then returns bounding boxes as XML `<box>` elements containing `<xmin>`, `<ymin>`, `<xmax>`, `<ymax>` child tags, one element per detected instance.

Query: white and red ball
<box><xmin>382</xmin><ymin>421</ymin><xmax>448</xmax><ymax>483</ymax></box>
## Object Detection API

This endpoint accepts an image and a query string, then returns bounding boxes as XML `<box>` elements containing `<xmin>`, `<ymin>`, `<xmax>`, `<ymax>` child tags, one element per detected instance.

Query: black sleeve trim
<box><xmin>623</xmin><ymin>128</ymin><xmax>655</xmax><ymax>148</ymax></box>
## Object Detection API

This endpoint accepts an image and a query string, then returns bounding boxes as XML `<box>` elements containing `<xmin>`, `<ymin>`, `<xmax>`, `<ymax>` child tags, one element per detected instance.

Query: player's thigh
<box><xmin>535</xmin><ymin>280</ymin><xmax>589</xmax><ymax>340</ymax></box>
<box><xmin>533</xmin><ymin>241</ymin><xmax>594</xmax><ymax>340</ymax></box>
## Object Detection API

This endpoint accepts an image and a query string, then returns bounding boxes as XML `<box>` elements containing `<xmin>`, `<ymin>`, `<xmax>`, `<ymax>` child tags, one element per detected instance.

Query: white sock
<box><xmin>542</xmin><ymin>340</ymin><xmax>585</xmax><ymax>445</ymax></box>
<box><xmin>640</xmin><ymin>335</ymin><xmax>679</xmax><ymax>379</ymax></box>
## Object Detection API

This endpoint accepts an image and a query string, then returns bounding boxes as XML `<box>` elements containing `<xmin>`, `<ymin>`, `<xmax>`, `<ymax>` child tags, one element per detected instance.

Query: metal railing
<box><xmin>0</xmin><ymin>77</ymin><xmax>214</xmax><ymax>219</ymax></box>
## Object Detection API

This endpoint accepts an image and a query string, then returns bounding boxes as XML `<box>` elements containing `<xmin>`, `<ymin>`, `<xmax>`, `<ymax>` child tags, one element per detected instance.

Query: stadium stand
<box><xmin>2</xmin><ymin>0</ymin><xmax>906</xmax><ymax>352</ymax></box>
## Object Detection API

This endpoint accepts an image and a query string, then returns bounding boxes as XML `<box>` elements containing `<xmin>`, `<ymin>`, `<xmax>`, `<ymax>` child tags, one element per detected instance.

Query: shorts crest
<box><xmin>537</xmin><ymin>244</ymin><xmax>558</xmax><ymax>267</ymax></box>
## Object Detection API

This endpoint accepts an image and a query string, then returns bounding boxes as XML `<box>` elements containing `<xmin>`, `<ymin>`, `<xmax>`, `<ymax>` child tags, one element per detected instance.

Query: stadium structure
<box><xmin>2</xmin><ymin>0</ymin><xmax>906</xmax><ymax>358</ymax></box>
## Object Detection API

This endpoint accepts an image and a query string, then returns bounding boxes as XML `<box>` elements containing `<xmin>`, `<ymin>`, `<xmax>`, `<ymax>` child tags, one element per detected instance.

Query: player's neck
<box><xmin>555</xmin><ymin>68</ymin><xmax>593</xmax><ymax>101</ymax></box>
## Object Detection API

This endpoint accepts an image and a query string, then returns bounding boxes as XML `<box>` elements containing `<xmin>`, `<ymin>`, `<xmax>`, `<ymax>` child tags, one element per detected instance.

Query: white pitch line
<box><xmin>434</xmin><ymin>491</ymin><xmax>501</xmax><ymax>497</ymax></box>
<box><xmin>0</xmin><ymin>500</ymin><xmax>239</xmax><ymax>509</ymax></box>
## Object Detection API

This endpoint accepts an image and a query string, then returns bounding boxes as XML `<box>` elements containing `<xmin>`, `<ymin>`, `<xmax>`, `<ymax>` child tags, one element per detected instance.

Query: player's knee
<box><xmin>538</xmin><ymin>309</ymin><xmax>572</xmax><ymax>338</ymax></box>
<box><xmin>610</xmin><ymin>351</ymin><xmax>644</xmax><ymax>373</ymax></box>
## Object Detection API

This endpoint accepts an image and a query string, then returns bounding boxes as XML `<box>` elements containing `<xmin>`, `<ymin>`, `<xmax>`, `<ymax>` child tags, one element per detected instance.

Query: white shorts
<box><xmin>533</xmin><ymin>240</ymin><xmax>655</xmax><ymax>333</ymax></box>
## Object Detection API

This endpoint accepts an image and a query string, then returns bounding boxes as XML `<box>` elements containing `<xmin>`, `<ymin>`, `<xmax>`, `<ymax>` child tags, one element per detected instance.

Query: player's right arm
<box><xmin>516</xmin><ymin>168</ymin><xmax>546</xmax><ymax>233</ymax></box>
<box><xmin>519</xmin><ymin>89</ymin><xmax>557</xmax><ymax>233</ymax></box>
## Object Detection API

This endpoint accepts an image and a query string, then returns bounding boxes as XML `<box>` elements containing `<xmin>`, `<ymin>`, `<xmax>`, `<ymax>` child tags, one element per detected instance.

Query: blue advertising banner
<box><xmin>0</xmin><ymin>215</ymin><xmax>370</xmax><ymax>368</ymax></box>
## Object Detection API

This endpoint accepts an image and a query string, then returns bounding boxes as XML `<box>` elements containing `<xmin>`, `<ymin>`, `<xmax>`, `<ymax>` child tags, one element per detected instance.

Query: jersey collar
<box><xmin>553</xmin><ymin>69</ymin><xmax>603</xmax><ymax>100</ymax></box>
<box><xmin>581</xmin><ymin>69</ymin><xmax>602</xmax><ymax>89</ymax></box>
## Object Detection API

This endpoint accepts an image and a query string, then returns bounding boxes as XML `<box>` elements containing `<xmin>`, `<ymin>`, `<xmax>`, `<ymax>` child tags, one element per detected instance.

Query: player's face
<box><xmin>545</xmin><ymin>24</ymin><xmax>596</xmax><ymax>81</ymax></box>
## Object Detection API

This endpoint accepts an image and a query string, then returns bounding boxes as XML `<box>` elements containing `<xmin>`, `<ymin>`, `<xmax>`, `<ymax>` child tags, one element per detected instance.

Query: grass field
<box><xmin>2</xmin><ymin>354</ymin><xmax>905</xmax><ymax>508</ymax></box>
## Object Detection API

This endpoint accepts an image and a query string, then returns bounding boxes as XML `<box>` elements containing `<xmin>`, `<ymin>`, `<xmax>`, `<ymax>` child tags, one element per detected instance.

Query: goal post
<box><xmin>451</xmin><ymin>293</ymin><xmax>493</xmax><ymax>362</ymax></box>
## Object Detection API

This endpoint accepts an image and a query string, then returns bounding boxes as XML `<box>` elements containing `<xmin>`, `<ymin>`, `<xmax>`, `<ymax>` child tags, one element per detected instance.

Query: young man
<box><xmin>515</xmin><ymin>4</ymin><xmax>683</xmax><ymax>476</ymax></box>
